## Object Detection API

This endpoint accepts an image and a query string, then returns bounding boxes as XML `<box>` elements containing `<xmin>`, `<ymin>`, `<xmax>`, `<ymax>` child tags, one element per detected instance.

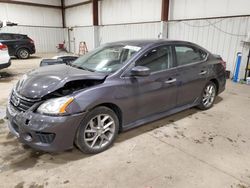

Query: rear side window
<box><xmin>136</xmin><ymin>45</ymin><xmax>173</xmax><ymax>72</ymax></box>
<box><xmin>13</xmin><ymin>35</ymin><xmax>24</xmax><ymax>40</ymax></box>
<box><xmin>175</xmin><ymin>45</ymin><xmax>207</xmax><ymax>66</ymax></box>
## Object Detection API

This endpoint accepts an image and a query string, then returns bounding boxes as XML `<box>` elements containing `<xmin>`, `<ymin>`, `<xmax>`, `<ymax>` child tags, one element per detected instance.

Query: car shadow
<box><xmin>0</xmin><ymin>71</ymin><xmax>17</xmax><ymax>82</ymax></box>
<box><xmin>116</xmin><ymin>108</ymin><xmax>198</xmax><ymax>143</ymax></box>
<box><xmin>0</xmin><ymin>133</ymin><xmax>90</xmax><ymax>173</ymax></box>
<box><xmin>214</xmin><ymin>95</ymin><xmax>223</xmax><ymax>104</ymax></box>
<box><xmin>117</xmin><ymin>96</ymin><xmax>223</xmax><ymax>143</ymax></box>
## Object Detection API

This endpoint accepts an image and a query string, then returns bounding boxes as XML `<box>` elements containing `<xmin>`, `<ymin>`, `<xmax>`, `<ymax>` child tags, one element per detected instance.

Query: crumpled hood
<box><xmin>16</xmin><ymin>64</ymin><xmax>107</xmax><ymax>99</ymax></box>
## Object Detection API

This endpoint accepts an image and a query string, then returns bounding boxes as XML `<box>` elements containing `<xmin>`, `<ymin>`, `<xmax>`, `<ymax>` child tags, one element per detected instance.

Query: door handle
<box><xmin>165</xmin><ymin>78</ymin><xmax>177</xmax><ymax>84</ymax></box>
<box><xmin>199</xmin><ymin>70</ymin><xmax>207</xmax><ymax>75</ymax></box>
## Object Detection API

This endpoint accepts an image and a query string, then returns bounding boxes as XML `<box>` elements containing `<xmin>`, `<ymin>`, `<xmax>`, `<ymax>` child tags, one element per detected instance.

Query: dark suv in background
<box><xmin>0</xmin><ymin>33</ymin><xmax>35</xmax><ymax>59</ymax></box>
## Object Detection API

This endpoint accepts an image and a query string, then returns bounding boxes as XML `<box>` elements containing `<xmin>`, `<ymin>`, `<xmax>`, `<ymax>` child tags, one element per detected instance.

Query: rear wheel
<box><xmin>75</xmin><ymin>106</ymin><xmax>119</xmax><ymax>154</ymax></box>
<box><xmin>17</xmin><ymin>48</ymin><xmax>30</xmax><ymax>59</ymax></box>
<box><xmin>197</xmin><ymin>81</ymin><xmax>217</xmax><ymax>110</ymax></box>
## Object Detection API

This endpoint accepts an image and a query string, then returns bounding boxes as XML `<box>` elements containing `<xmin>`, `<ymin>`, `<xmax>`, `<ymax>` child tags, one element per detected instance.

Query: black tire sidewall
<box><xmin>198</xmin><ymin>81</ymin><xmax>217</xmax><ymax>110</ymax></box>
<box><xmin>17</xmin><ymin>48</ymin><xmax>30</xmax><ymax>59</ymax></box>
<box><xmin>75</xmin><ymin>106</ymin><xmax>119</xmax><ymax>154</ymax></box>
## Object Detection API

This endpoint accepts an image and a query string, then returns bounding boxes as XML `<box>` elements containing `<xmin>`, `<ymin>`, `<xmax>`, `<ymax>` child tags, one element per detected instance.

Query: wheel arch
<box><xmin>93</xmin><ymin>103</ymin><xmax>123</xmax><ymax>132</ymax></box>
<box><xmin>209</xmin><ymin>78</ymin><xmax>219</xmax><ymax>95</ymax></box>
<box><xmin>15</xmin><ymin>46</ymin><xmax>31</xmax><ymax>55</ymax></box>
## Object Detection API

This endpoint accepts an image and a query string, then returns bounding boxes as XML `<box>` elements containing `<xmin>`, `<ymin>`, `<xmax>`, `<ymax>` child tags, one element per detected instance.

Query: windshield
<box><xmin>71</xmin><ymin>44</ymin><xmax>141</xmax><ymax>73</ymax></box>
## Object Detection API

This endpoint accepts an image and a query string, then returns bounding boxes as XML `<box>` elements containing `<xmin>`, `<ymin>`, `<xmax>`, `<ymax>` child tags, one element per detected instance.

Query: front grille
<box><xmin>10</xmin><ymin>90</ymin><xmax>39</xmax><ymax>112</ymax></box>
<box><xmin>36</xmin><ymin>132</ymin><xmax>55</xmax><ymax>144</ymax></box>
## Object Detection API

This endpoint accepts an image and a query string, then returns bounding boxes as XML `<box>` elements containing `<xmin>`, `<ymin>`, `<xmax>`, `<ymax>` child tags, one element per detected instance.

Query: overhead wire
<box><xmin>172</xmin><ymin>18</ymin><xmax>247</xmax><ymax>37</ymax></box>
<box><xmin>206</xmin><ymin>20</ymin><xmax>246</xmax><ymax>37</ymax></box>
<box><xmin>181</xmin><ymin>18</ymin><xmax>226</xmax><ymax>28</ymax></box>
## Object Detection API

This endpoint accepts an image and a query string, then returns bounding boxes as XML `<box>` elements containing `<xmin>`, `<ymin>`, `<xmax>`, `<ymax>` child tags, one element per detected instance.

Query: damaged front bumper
<box><xmin>6</xmin><ymin>102</ymin><xmax>86</xmax><ymax>152</ymax></box>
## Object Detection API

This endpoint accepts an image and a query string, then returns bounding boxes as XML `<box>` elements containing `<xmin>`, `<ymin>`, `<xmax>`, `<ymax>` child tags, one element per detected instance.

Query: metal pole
<box><xmin>244</xmin><ymin>48</ymin><xmax>250</xmax><ymax>80</ymax></box>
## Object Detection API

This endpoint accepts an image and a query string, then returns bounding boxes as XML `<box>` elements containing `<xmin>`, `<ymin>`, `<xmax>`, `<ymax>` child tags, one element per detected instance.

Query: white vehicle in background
<box><xmin>0</xmin><ymin>20</ymin><xmax>16</xmax><ymax>70</ymax></box>
<box><xmin>0</xmin><ymin>42</ymin><xmax>11</xmax><ymax>70</ymax></box>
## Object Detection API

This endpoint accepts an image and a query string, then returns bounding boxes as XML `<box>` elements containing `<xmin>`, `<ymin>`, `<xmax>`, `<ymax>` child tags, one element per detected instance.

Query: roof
<box><xmin>105</xmin><ymin>39</ymin><xmax>193</xmax><ymax>47</ymax></box>
<box><xmin>105</xmin><ymin>39</ymin><xmax>209</xmax><ymax>53</ymax></box>
<box><xmin>0</xmin><ymin>33</ymin><xmax>26</xmax><ymax>36</ymax></box>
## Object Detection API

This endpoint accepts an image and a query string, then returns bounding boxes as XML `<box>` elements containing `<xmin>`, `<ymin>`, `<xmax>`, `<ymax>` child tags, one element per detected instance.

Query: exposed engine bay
<box><xmin>43</xmin><ymin>79</ymin><xmax>105</xmax><ymax>99</ymax></box>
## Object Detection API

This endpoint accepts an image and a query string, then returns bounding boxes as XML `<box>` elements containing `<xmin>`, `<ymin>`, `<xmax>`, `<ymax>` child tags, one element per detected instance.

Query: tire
<box><xmin>17</xmin><ymin>48</ymin><xmax>30</xmax><ymax>59</ymax></box>
<box><xmin>75</xmin><ymin>106</ymin><xmax>119</xmax><ymax>154</ymax></box>
<box><xmin>197</xmin><ymin>81</ymin><xmax>217</xmax><ymax>110</ymax></box>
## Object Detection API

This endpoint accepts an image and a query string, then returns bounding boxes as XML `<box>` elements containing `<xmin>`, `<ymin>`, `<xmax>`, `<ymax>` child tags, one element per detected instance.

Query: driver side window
<box><xmin>135</xmin><ymin>45</ymin><xmax>173</xmax><ymax>73</ymax></box>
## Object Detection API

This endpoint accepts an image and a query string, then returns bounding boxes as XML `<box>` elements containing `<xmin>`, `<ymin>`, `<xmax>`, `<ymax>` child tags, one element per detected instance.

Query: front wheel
<box><xmin>197</xmin><ymin>81</ymin><xmax>217</xmax><ymax>110</ymax></box>
<box><xmin>75</xmin><ymin>106</ymin><xmax>119</xmax><ymax>154</ymax></box>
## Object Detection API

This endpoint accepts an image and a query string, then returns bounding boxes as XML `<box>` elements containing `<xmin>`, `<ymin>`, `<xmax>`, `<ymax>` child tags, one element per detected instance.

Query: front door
<box><xmin>124</xmin><ymin>45</ymin><xmax>179</xmax><ymax>122</ymax></box>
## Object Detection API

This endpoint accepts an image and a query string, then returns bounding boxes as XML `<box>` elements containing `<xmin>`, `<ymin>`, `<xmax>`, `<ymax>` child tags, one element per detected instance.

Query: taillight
<box><xmin>0</xmin><ymin>43</ymin><xmax>8</xmax><ymax>50</ymax></box>
<box><xmin>220</xmin><ymin>60</ymin><xmax>226</xmax><ymax>70</ymax></box>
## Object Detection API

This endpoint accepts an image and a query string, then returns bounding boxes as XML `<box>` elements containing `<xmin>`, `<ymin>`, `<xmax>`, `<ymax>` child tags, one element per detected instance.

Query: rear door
<box><xmin>174</xmin><ymin>45</ymin><xmax>208</xmax><ymax>107</ymax></box>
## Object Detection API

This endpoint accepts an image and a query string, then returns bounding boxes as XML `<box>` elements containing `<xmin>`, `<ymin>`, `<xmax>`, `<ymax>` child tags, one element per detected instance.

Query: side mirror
<box><xmin>131</xmin><ymin>66</ymin><xmax>150</xmax><ymax>77</ymax></box>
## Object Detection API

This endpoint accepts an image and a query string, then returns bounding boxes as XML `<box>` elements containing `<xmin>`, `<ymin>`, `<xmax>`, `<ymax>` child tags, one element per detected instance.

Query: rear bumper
<box><xmin>6</xmin><ymin>102</ymin><xmax>86</xmax><ymax>152</ymax></box>
<box><xmin>30</xmin><ymin>45</ymin><xmax>36</xmax><ymax>54</ymax></box>
<box><xmin>0</xmin><ymin>59</ymin><xmax>11</xmax><ymax>69</ymax></box>
<box><xmin>217</xmin><ymin>71</ymin><xmax>226</xmax><ymax>95</ymax></box>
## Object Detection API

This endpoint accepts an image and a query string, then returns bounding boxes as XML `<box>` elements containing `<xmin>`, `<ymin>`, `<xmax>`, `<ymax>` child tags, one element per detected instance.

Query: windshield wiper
<box><xmin>69</xmin><ymin>64</ymin><xmax>95</xmax><ymax>72</ymax></box>
<box><xmin>79</xmin><ymin>66</ymin><xmax>95</xmax><ymax>72</ymax></box>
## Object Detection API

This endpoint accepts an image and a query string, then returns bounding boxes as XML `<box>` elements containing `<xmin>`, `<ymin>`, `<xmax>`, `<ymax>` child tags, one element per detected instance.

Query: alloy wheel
<box><xmin>19</xmin><ymin>49</ymin><xmax>29</xmax><ymax>59</ymax></box>
<box><xmin>202</xmin><ymin>84</ymin><xmax>216</xmax><ymax>108</ymax></box>
<box><xmin>84</xmin><ymin>114</ymin><xmax>115</xmax><ymax>149</ymax></box>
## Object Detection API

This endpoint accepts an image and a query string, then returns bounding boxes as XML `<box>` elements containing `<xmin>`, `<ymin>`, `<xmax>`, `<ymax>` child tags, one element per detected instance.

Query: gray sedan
<box><xmin>6</xmin><ymin>39</ymin><xmax>226</xmax><ymax>154</ymax></box>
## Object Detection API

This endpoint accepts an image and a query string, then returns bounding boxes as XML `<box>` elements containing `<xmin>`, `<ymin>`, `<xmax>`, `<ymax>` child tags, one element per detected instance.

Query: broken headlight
<box><xmin>37</xmin><ymin>96</ymin><xmax>74</xmax><ymax>115</ymax></box>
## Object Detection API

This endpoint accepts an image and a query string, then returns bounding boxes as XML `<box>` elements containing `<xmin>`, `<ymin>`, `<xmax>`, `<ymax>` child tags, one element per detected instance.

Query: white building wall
<box><xmin>0</xmin><ymin>3</ymin><xmax>62</xmax><ymax>27</ymax></box>
<box><xmin>99</xmin><ymin>22</ymin><xmax>161</xmax><ymax>44</ymax></box>
<box><xmin>1</xmin><ymin>26</ymin><xmax>67</xmax><ymax>53</ymax></box>
<box><xmin>100</xmin><ymin>0</ymin><xmax>162</xmax><ymax>25</ymax></box>
<box><xmin>168</xmin><ymin>16</ymin><xmax>250</xmax><ymax>79</ymax></box>
<box><xmin>64</xmin><ymin>0</ymin><xmax>163</xmax><ymax>52</ymax></box>
<box><xmin>65</xmin><ymin>4</ymin><xmax>92</xmax><ymax>27</ymax></box>
<box><xmin>68</xmin><ymin>21</ymin><xmax>162</xmax><ymax>53</ymax></box>
<box><xmin>168</xmin><ymin>0</ymin><xmax>250</xmax><ymax>79</ymax></box>
<box><xmin>64</xmin><ymin>0</ymin><xmax>90</xmax><ymax>6</ymax></box>
<box><xmin>170</xmin><ymin>0</ymin><xmax>250</xmax><ymax>20</ymax></box>
<box><xmin>64</xmin><ymin>2</ymin><xmax>93</xmax><ymax>53</ymax></box>
<box><xmin>0</xmin><ymin>2</ymin><xmax>64</xmax><ymax>53</ymax></box>
<box><xmin>13</xmin><ymin>0</ymin><xmax>61</xmax><ymax>6</ymax></box>
<box><xmin>68</xmin><ymin>26</ymin><xmax>94</xmax><ymax>54</ymax></box>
